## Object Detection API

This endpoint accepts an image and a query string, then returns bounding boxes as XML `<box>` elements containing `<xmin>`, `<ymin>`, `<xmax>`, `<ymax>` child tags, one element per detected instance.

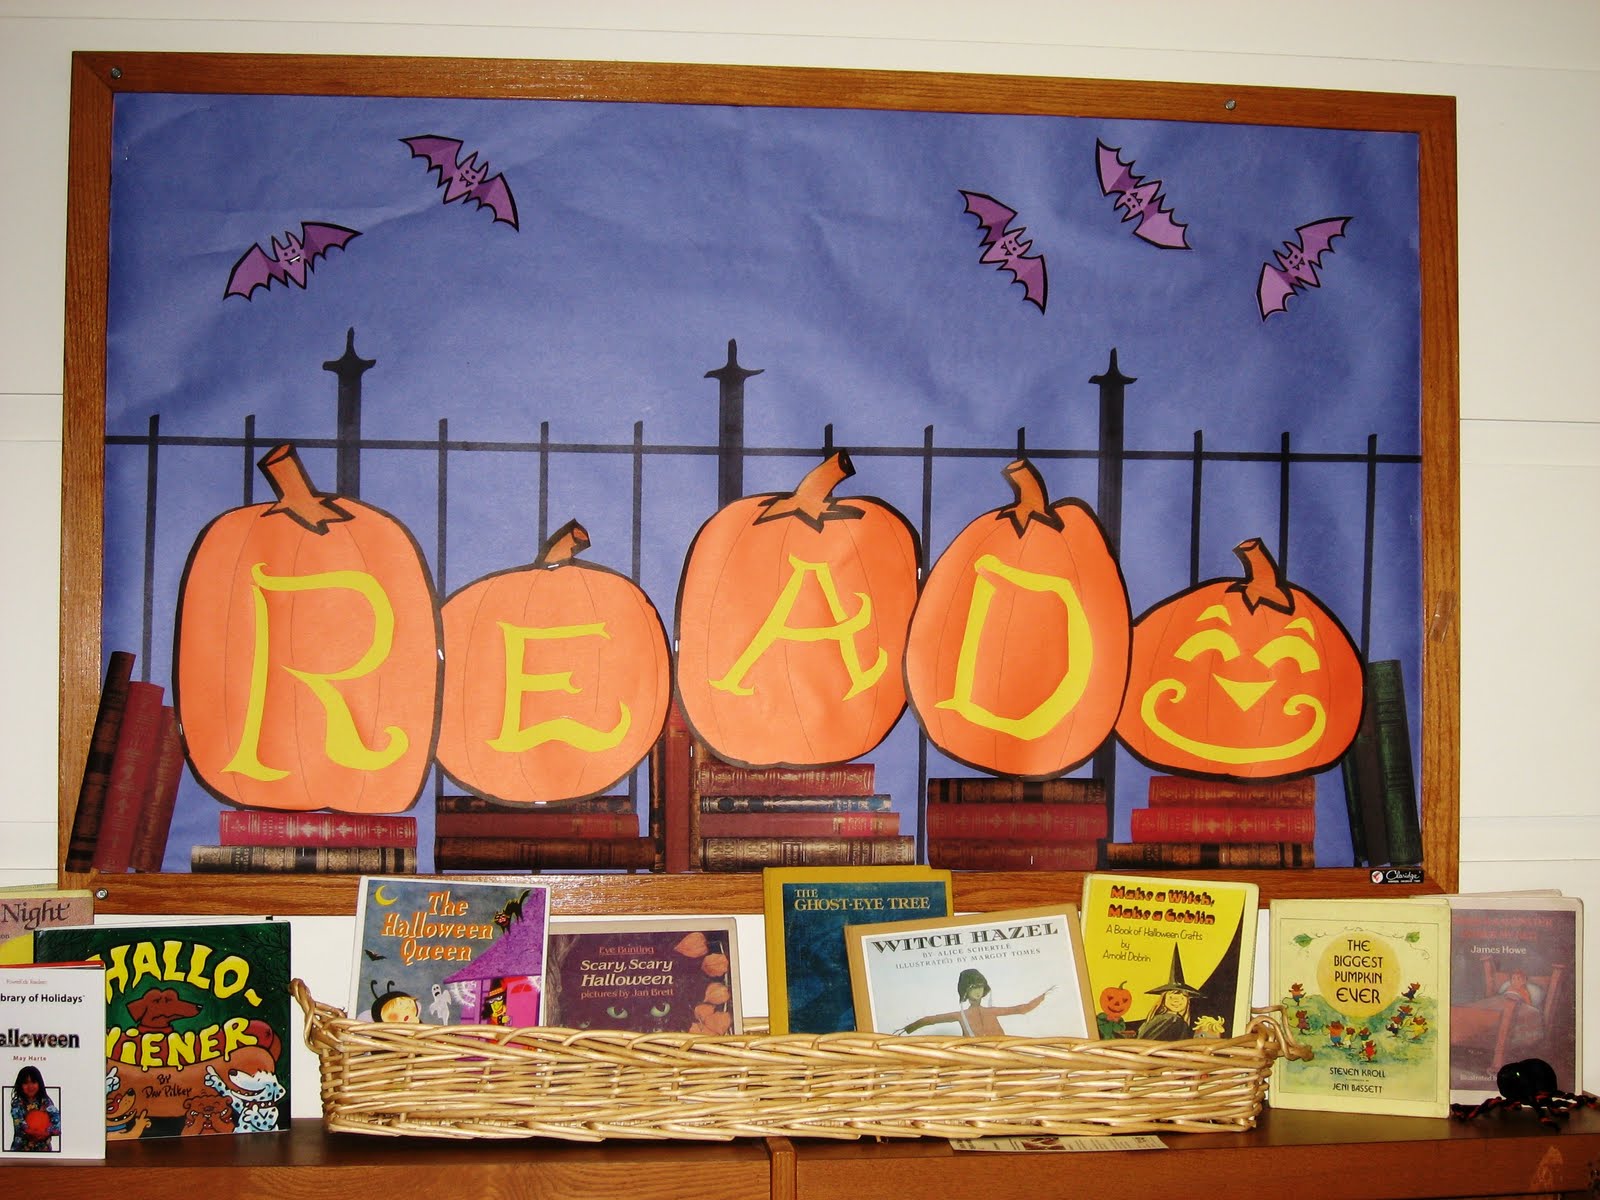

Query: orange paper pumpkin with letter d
<box><xmin>174</xmin><ymin>443</ymin><xmax>441</xmax><ymax>813</ymax></box>
<box><xmin>904</xmin><ymin>458</ymin><xmax>1131</xmax><ymax>778</ymax></box>
<box><xmin>675</xmin><ymin>451</ymin><xmax>919</xmax><ymax>767</ymax></box>
<box><xmin>436</xmin><ymin>520</ymin><xmax>671</xmax><ymax>803</ymax></box>
<box><xmin>1114</xmin><ymin>536</ymin><xmax>1364</xmax><ymax>779</ymax></box>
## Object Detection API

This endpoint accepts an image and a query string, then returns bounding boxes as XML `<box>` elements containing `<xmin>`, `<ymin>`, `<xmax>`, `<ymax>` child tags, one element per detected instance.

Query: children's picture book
<box><xmin>350</xmin><ymin>876</ymin><xmax>550</xmax><ymax>1026</ymax></box>
<box><xmin>1437</xmin><ymin>892</ymin><xmax>1582</xmax><ymax>1103</ymax></box>
<box><xmin>0</xmin><ymin>888</ymin><xmax>96</xmax><ymax>965</ymax></box>
<box><xmin>31</xmin><ymin>920</ymin><xmax>291</xmax><ymax>1139</ymax></box>
<box><xmin>763</xmin><ymin>866</ymin><xmax>953</xmax><ymax>1034</ymax></box>
<box><xmin>846</xmin><ymin>905</ymin><xmax>1093</xmax><ymax>1039</ymax></box>
<box><xmin>1270</xmin><ymin>897</ymin><xmax>1451</xmax><ymax>1117</ymax></box>
<box><xmin>544</xmin><ymin>917</ymin><xmax>741</xmax><ymax>1034</ymax></box>
<box><xmin>1079</xmin><ymin>872</ymin><xmax>1259</xmax><ymax>1041</ymax></box>
<box><xmin>0</xmin><ymin>961</ymin><xmax>107</xmax><ymax>1159</ymax></box>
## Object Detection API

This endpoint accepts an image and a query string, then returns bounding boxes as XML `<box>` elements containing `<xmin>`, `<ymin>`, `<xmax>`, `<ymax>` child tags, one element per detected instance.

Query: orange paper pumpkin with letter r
<box><xmin>904</xmin><ymin>458</ymin><xmax>1130</xmax><ymax>778</ymax></box>
<box><xmin>1114</xmin><ymin>537</ymin><xmax>1364</xmax><ymax>779</ymax></box>
<box><xmin>675</xmin><ymin>451</ymin><xmax>919</xmax><ymax>767</ymax></box>
<box><xmin>174</xmin><ymin>443</ymin><xmax>441</xmax><ymax>813</ymax></box>
<box><xmin>436</xmin><ymin>520</ymin><xmax>671</xmax><ymax>803</ymax></box>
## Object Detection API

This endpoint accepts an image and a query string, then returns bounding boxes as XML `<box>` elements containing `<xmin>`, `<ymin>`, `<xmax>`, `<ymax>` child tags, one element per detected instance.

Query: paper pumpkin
<box><xmin>904</xmin><ymin>459</ymin><xmax>1131</xmax><ymax>778</ymax></box>
<box><xmin>174</xmin><ymin>443</ymin><xmax>440</xmax><ymax>812</ymax></box>
<box><xmin>436</xmin><ymin>520</ymin><xmax>671</xmax><ymax>803</ymax></box>
<box><xmin>674</xmin><ymin>451</ymin><xmax>919</xmax><ymax>767</ymax></box>
<box><xmin>1115</xmin><ymin>536</ymin><xmax>1364</xmax><ymax>778</ymax></box>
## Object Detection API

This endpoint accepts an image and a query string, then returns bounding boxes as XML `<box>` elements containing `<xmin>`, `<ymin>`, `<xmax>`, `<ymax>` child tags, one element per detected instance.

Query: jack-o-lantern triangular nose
<box><xmin>1216</xmin><ymin>675</ymin><xmax>1274</xmax><ymax>712</ymax></box>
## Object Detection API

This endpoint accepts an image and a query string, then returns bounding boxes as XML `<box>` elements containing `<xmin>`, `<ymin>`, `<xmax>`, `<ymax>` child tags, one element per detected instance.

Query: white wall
<box><xmin>2</xmin><ymin>1</ymin><xmax>1597</xmax><ymax>1119</ymax></box>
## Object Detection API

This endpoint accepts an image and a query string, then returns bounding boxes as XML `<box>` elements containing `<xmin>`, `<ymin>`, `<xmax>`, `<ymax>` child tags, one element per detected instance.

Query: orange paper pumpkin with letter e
<box><xmin>905</xmin><ymin>459</ymin><xmax>1130</xmax><ymax>778</ymax></box>
<box><xmin>174</xmin><ymin>443</ymin><xmax>441</xmax><ymax>812</ymax></box>
<box><xmin>436</xmin><ymin>520</ymin><xmax>671</xmax><ymax>803</ymax></box>
<box><xmin>1115</xmin><ymin>537</ymin><xmax>1364</xmax><ymax>779</ymax></box>
<box><xmin>675</xmin><ymin>451</ymin><xmax>919</xmax><ymax>767</ymax></box>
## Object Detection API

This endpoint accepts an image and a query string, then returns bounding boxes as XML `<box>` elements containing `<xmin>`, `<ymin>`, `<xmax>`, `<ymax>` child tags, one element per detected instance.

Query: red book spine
<box><xmin>698</xmin><ymin>835</ymin><xmax>914</xmax><ymax>871</ymax></box>
<box><xmin>190</xmin><ymin>844</ymin><xmax>418</xmax><ymax>873</ymax></box>
<box><xmin>218</xmin><ymin>810</ymin><xmax>419</xmax><ymax>848</ymax></box>
<box><xmin>694</xmin><ymin>760</ymin><xmax>875</xmax><ymax>796</ymax></box>
<box><xmin>928</xmin><ymin>839</ymin><xmax>1101</xmax><ymax>871</ymax></box>
<box><xmin>65</xmin><ymin>650</ymin><xmax>136</xmax><ymax>871</ymax></box>
<box><xmin>924</xmin><ymin>801</ymin><xmax>1109</xmax><ymax>841</ymax></box>
<box><xmin>432</xmin><ymin>809</ymin><xmax>639</xmax><ymax>838</ymax></box>
<box><xmin>129</xmin><ymin>706</ymin><xmax>183</xmax><ymax>872</ymax></box>
<box><xmin>697</xmin><ymin>810</ymin><xmax>899</xmax><ymax>838</ymax></box>
<box><xmin>925</xmin><ymin>777</ymin><xmax>1105</xmax><ymax>804</ymax></box>
<box><xmin>436</xmin><ymin>794</ymin><xmax>633</xmax><ymax>814</ymax></box>
<box><xmin>432</xmin><ymin>837</ymin><xmax>656</xmax><ymax>871</ymax></box>
<box><xmin>1145</xmin><ymin>775</ymin><xmax>1316</xmax><ymax>808</ymax></box>
<box><xmin>1102</xmin><ymin>841</ymin><xmax>1315</xmax><ymax>868</ymax></box>
<box><xmin>1128</xmin><ymin>805</ymin><xmax>1316</xmax><ymax>844</ymax></box>
<box><xmin>662</xmin><ymin>698</ymin><xmax>693</xmax><ymax>873</ymax></box>
<box><xmin>91</xmin><ymin>680</ymin><xmax>166</xmax><ymax>873</ymax></box>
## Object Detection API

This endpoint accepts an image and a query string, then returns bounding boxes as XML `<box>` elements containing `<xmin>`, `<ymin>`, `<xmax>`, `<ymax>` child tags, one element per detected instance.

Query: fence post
<box><xmin>704</xmin><ymin>339</ymin><xmax>763</xmax><ymax>507</ymax></box>
<box><xmin>1090</xmin><ymin>348</ymin><xmax>1134</xmax><ymax>810</ymax></box>
<box><xmin>323</xmin><ymin>327</ymin><xmax>376</xmax><ymax>498</ymax></box>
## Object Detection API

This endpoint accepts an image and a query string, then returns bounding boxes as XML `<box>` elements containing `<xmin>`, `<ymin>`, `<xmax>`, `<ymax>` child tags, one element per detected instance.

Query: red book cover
<box><xmin>927</xmin><ymin>838</ymin><xmax>1101</xmax><ymax>871</ymax></box>
<box><xmin>1128</xmin><ymin>804</ymin><xmax>1316</xmax><ymax>844</ymax></box>
<box><xmin>129</xmin><ymin>705</ymin><xmax>183</xmax><ymax>872</ymax></box>
<box><xmin>925</xmin><ymin>776</ymin><xmax>1104</xmax><ymax>804</ymax></box>
<box><xmin>1102</xmin><ymin>840</ymin><xmax>1315</xmax><ymax>868</ymax></box>
<box><xmin>699</xmin><ymin>835</ymin><xmax>914</xmax><ymax>871</ymax></box>
<box><xmin>1145</xmin><ymin>774</ymin><xmax>1315</xmax><ymax>808</ymax></box>
<box><xmin>433</xmin><ymin>836</ymin><xmax>656</xmax><ymax>871</ymax></box>
<box><xmin>436</xmin><ymin>793</ymin><xmax>633</xmax><ymax>814</ymax></box>
<box><xmin>65</xmin><ymin>649</ymin><xmax>136</xmax><ymax>871</ymax></box>
<box><xmin>697</xmin><ymin>809</ymin><xmax>900</xmax><ymax>838</ymax></box>
<box><xmin>91</xmin><ymin>679</ymin><xmax>165</xmax><ymax>873</ymax></box>
<box><xmin>218</xmin><ymin>810</ymin><xmax>420</xmax><ymax>848</ymax></box>
<box><xmin>695</xmin><ymin>759</ymin><xmax>875</xmax><ymax>796</ymax></box>
<box><xmin>661</xmin><ymin>697</ymin><xmax>693</xmax><ymax>873</ymax></box>
<box><xmin>924</xmin><ymin>801</ymin><xmax>1109</xmax><ymax>842</ymax></box>
<box><xmin>432</xmin><ymin>808</ymin><xmax>639</xmax><ymax>839</ymax></box>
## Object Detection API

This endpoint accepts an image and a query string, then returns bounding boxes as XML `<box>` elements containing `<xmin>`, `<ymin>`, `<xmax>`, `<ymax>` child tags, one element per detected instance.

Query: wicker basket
<box><xmin>293</xmin><ymin>979</ymin><xmax>1310</xmax><ymax>1141</ymax></box>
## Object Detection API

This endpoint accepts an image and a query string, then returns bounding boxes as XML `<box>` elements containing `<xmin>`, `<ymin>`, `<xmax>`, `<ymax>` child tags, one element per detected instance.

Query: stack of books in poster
<box><xmin>924</xmin><ymin>776</ymin><xmax>1107</xmax><ymax>871</ymax></box>
<box><xmin>432</xmin><ymin>794</ymin><xmax>655</xmax><ymax>872</ymax></box>
<box><xmin>63</xmin><ymin>649</ymin><xmax>185</xmax><ymax>875</ymax></box>
<box><xmin>189</xmin><ymin>809</ymin><xmax>421</xmax><ymax>874</ymax></box>
<box><xmin>1101</xmin><ymin>775</ymin><xmax>1317</xmax><ymax>869</ymax></box>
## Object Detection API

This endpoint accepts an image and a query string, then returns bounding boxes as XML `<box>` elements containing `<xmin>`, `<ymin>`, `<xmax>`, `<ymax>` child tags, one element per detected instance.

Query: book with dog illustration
<box><xmin>31</xmin><ymin>920</ymin><xmax>291</xmax><ymax>1139</ymax></box>
<box><xmin>350</xmin><ymin>876</ymin><xmax>550</xmax><ymax>1026</ymax></box>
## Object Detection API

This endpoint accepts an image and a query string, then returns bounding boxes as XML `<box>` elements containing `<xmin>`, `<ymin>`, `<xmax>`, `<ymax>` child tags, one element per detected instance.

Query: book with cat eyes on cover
<box><xmin>542</xmin><ymin>917</ymin><xmax>741</xmax><ymax>1034</ymax></box>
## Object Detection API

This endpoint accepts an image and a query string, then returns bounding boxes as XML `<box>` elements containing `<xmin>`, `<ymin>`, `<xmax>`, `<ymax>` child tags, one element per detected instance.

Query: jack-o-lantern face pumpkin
<box><xmin>174</xmin><ymin>444</ymin><xmax>441</xmax><ymax>813</ymax></box>
<box><xmin>1115</xmin><ymin>537</ymin><xmax>1363</xmax><ymax>779</ymax></box>
<box><xmin>1099</xmin><ymin>982</ymin><xmax>1133</xmax><ymax>1019</ymax></box>
<box><xmin>437</xmin><ymin>520</ymin><xmax>671</xmax><ymax>803</ymax></box>
<box><xmin>675</xmin><ymin>451</ymin><xmax>919</xmax><ymax>767</ymax></box>
<box><xmin>905</xmin><ymin>459</ymin><xmax>1130</xmax><ymax>779</ymax></box>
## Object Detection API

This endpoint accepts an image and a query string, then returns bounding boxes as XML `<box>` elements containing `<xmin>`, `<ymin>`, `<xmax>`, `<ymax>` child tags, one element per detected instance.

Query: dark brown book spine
<box><xmin>1371</xmin><ymin>658</ymin><xmax>1422</xmax><ymax>865</ymax></box>
<box><xmin>699</xmin><ymin>794</ymin><xmax>894</xmax><ymax>813</ymax></box>
<box><xmin>432</xmin><ymin>809</ymin><xmax>640</xmax><ymax>838</ymax></box>
<box><xmin>65</xmin><ymin>650</ymin><xmax>135</xmax><ymax>872</ymax></box>
<box><xmin>92</xmin><ymin>680</ymin><xmax>166</xmax><ymax>873</ymax></box>
<box><xmin>661</xmin><ymin>698</ymin><xmax>692</xmax><ymax>873</ymax></box>
<box><xmin>699</xmin><ymin>835</ymin><xmax>914</xmax><ymax>871</ymax></box>
<box><xmin>1127</xmin><ymin>805</ymin><xmax>1316</xmax><ymax>844</ymax></box>
<box><xmin>925</xmin><ymin>777</ymin><xmax>1106</xmax><ymax>804</ymax></box>
<box><xmin>129</xmin><ymin>706</ymin><xmax>183</xmax><ymax>872</ymax></box>
<box><xmin>1144</xmin><ymin>775</ymin><xmax>1315</xmax><ymax>807</ymax></box>
<box><xmin>435</xmin><ymin>793</ymin><xmax>634</xmax><ymax>814</ymax></box>
<box><xmin>432</xmin><ymin>836</ymin><xmax>656</xmax><ymax>871</ymax></box>
<box><xmin>189</xmin><ymin>844</ymin><xmax>418</xmax><ymax>873</ymax></box>
<box><xmin>694</xmin><ymin>760</ymin><xmax>875</xmax><ymax>796</ymax></box>
<box><xmin>925</xmin><ymin>801</ymin><xmax>1109</xmax><ymax>841</ymax></box>
<box><xmin>697</xmin><ymin>810</ymin><xmax>899</xmax><ymax>838</ymax></box>
<box><xmin>217</xmin><ymin>810</ymin><xmax>419</xmax><ymax>848</ymax></box>
<box><xmin>1102</xmin><ymin>840</ymin><xmax>1315</xmax><ymax>868</ymax></box>
<box><xmin>928</xmin><ymin>839</ymin><xmax>1101</xmax><ymax>871</ymax></box>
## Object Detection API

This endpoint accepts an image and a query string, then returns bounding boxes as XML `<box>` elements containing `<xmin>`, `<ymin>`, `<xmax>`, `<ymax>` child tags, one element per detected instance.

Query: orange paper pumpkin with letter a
<box><xmin>1114</xmin><ymin>537</ymin><xmax>1364</xmax><ymax>779</ymax></box>
<box><xmin>436</xmin><ymin>520</ymin><xmax>672</xmax><ymax>803</ymax></box>
<box><xmin>675</xmin><ymin>451</ymin><xmax>919</xmax><ymax>767</ymax></box>
<box><xmin>904</xmin><ymin>459</ymin><xmax>1131</xmax><ymax>778</ymax></box>
<box><xmin>174</xmin><ymin>443</ymin><xmax>441</xmax><ymax>813</ymax></box>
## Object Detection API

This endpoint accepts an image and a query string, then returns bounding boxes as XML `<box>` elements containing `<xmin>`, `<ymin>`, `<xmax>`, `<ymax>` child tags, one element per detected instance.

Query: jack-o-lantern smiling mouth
<box><xmin>1137</xmin><ymin>679</ymin><xmax>1328</xmax><ymax>765</ymax></box>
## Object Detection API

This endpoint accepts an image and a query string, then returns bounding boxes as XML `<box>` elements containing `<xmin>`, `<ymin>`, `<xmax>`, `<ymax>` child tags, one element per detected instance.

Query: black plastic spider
<box><xmin>1449</xmin><ymin>1058</ymin><xmax>1598</xmax><ymax>1127</ymax></box>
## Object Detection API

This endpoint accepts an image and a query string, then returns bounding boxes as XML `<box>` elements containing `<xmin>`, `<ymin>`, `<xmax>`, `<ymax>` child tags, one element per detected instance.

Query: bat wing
<box><xmin>470</xmin><ymin>173</ymin><xmax>520</xmax><ymax>228</ymax></box>
<box><xmin>1133</xmin><ymin>203</ymin><xmax>1190</xmax><ymax>250</ymax></box>
<box><xmin>225</xmin><ymin>243</ymin><xmax>283</xmax><ymax>300</ymax></box>
<box><xmin>1257</xmin><ymin>264</ymin><xmax>1295</xmax><ymax>319</ymax></box>
<box><xmin>403</xmin><ymin>134</ymin><xmax>465</xmax><ymax>185</ymax></box>
<box><xmin>298</xmin><ymin>222</ymin><xmax>361</xmax><ymax>264</ymax></box>
<box><xmin>960</xmin><ymin>190</ymin><xmax>1017</xmax><ymax>240</ymax></box>
<box><xmin>1011</xmin><ymin>253</ymin><xmax>1048</xmax><ymax>311</ymax></box>
<box><xmin>1096</xmin><ymin>140</ymin><xmax>1137</xmax><ymax>197</ymax></box>
<box><xmin>1296</xmin><ymin>216</ymin><xmax>1350</xmax><ymax>263</ymax></box>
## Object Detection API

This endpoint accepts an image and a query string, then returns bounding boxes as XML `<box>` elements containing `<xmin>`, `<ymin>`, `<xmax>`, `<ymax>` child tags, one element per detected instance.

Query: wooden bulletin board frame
<box><xmin>56</xmin><ymin>51</ymin><xmax>1459</xmax><ymax>916</ymax></box>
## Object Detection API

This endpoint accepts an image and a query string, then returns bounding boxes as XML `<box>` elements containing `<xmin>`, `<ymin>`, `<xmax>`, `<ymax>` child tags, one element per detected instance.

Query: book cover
<box><xmin>1102</xmin><ymin>841</ymin><xmax>1314</xmax><ymax>869</ymax></box>
<box><xmin>543</xmin><ymin>917</ymin><xmax>741</xmax><ymax>1034</ymax></box>
<box><xmin>190</xmin><ymin>844</ymin><xmax>419</xmax><ymax>873</ymax></box>
<box><xmin>696</xmin><ymin>759</ymin><xmax>875</xmax><ymax>796</ymax></box>
<box><xmin>91</xmin><ymin>679</ymin><xmax>166</xmax><ymax>873</ymax></box>
<box><xmin>432</xmin><ymin>837</ymin><xmax>655</xmax><ymax>872</ymax></box>
<box><xmin>1370</xmin><ymin>659</ymin><xmax>1422</xmax><ymax>864</ymax></box>
<box><xmin>926</xmin><ymin>801</ymin><xmax>1109</xmax><ymax>841</ymax></box>
<box><xmin>762</xmin><ymin>866</ymin><xmax>952</xmax><ymax>1034</ymax></box>
<box><xmin>659</xmin><ymin>698</ymin><xmax>693</xmax><ymax>873</ymax></box>
<box><xmin>350</xmin><ymin>877</ymin><xmax>550</xmax><ymax>1025</ymax></box>
<box><xmin>1439</xmin><ymin>893</ymin><xmax>1582</xmax><ymax>1102</ymax></box>
<box><xmin>926</xmin><ymin>777</ymin><xmax>1104</xmax><ymax>804</ymax></box>
<box><xmin>1127</xmin><ymin>805</ymin><xmax>1315</xmax><ymax>844</ymax></box>
<box><xmin>1145</xmin><ymin>775</ymin><xmax>1315</xmax><ymax>808</ymax></box>
<box><xmin>1079</xmin><ymin>872</ymin><xmax>1259</xmax><ymax>1041</ymax></box>
<box><xmin>845</xmin><ymin>905</ymin><xmax>1093</xmax><ymax>1039</ymax></box>
<box><xmin>431</xmin><ymin>808</ymin><xmax>640</xmax><ymax>838</ymax></box>
<box><xmin>64</xmin><ymin>649</ymin><xmax>135</xmax><ymax>873</ymax></box>
<box><xmin>436</xmin><ymin>794</ymin><xmax>635</xmax><ymax>815</ymax></box>
<box><xmin>697</xmin><ymin>810</ymin><xmax>900</xmax><ymax>838</ymax></box>
<box><xmin>0</xmin><ymin>962</ymin><xmax>107</xmax><ymax>1159</ymax></box>
<box><xmin>217</xmin><ymin>810</ymin><xmax>419</xmax><ymax>848</ymax></box>
<box><xmin>1341</xmin><ymin>676</ymin><xmax>1392</xmax><ymax>867</ymax></box>
<box><xmin>928</xmin><ymin>839</ymin><xmax>1101</xmax><ymax>871</ymax></box>
<box><xmin>32</xmin><ymin>920</ymin><xmax>292</xmax><ymax>1139</ymax></box>
<box><xmin>129</xmin><ymin>706</ymin><xmax>183</xmax><ymax>872</ymax></box>
<box><xmin>699</xmin><ymin>794</ymin><xmax>895</xmax><ymax>813</ymax></box>
<box><xmin>0</xmin><ymin>889</ymin><xmax>96</xmax><ymax>966</ymax></box>
<box><xmin>1270</xmin><ymin>897</ymin><xmax>1451</xmax><ymax>1117</ymax></box>
<box><xmin>701</xmin><ymin>835</ymin><xmax>915</xmax><ymax>872</ymax></box>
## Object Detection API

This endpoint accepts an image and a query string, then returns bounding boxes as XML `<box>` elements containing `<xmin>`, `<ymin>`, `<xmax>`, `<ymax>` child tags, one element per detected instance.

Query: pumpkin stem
<box><xmin>259</xmin><ymin>444</ymin><xmax>353</xmax><ymax>535</ymax></box>
<box><xmin>1230</xmin><ymin>537</ymin><xmax>1294</xmax><ymax>614</ymax></box>
<box><xmin>536</xmin><ymin>519</ymin><xmax>591</xmax><ymax>568</ymax></box>
<box><xmin>1000</xmin><ymin>458</ymin><xmax>1065</xmax><ymax>534</ymax></box>
<box><xmin>757</xmin><ymin>451</ymin><xmax>862</xmax><ymax>529</ymax></box>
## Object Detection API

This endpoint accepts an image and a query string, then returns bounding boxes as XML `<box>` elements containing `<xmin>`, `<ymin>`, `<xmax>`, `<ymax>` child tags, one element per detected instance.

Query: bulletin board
<box><xmin>55</xmin><ymin>52</ymin><xmax>1459</xmax><ymax>915</ymax></box>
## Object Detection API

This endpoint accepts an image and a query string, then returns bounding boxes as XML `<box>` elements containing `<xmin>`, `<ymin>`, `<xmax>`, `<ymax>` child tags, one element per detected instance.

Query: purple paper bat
<box><xmin>1095</xmin><ymin>141</ymin><xmax>1190</xmax><ymax>250</ymax></box>
<box><xmin>403</xmin><ymin>135</ymin><xmax>519</xmax><ymax>229</ymax></box>
<box><xmin>1257</xmin><ymin>217</ymin><xmax>1350</xmax><ymax>319</ymax></box>
<box><xmin>959</xmin><ymin>190</ymin><xmax>1047</xmax><ymax>312</ymax></box>
<box><xmin>224</xmin><ymin>222</ymin><xmax>360</xmax><ymax>300</ymax></box>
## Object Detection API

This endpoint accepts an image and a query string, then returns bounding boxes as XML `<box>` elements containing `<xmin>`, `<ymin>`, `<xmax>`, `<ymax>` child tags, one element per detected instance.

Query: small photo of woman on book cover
<box><xmin>8</xmin><ymin>1065</ymin><xmax>61</xmax><ymax>1152</ymax></box>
